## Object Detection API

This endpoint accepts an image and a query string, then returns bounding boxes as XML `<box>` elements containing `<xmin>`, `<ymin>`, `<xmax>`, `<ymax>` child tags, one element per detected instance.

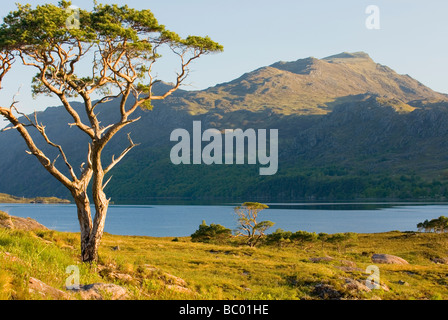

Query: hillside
<box><xmin>0</xmin><ymin>52</ymin><xmax>448</xmax><ymax>201</ymax></box>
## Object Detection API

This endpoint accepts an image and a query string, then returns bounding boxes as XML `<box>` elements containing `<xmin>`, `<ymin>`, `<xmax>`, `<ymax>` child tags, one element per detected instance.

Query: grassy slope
<box><xmin>2</xmin><ymin>224</ymin><xmax>448</xmax><ymax>300</ymax></box>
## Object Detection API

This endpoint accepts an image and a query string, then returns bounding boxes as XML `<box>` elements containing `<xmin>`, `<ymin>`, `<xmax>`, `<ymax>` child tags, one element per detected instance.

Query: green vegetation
<box><xmin>190</xmin><ymin>221</ymin><xmax>232</xmax><ymax>244</ymax></box>
<box><xmin>0</xmin><ymin>193</ymin><xmax>70</xmax><ymax>204</ymax></box>
<box><xmin>2</xmin><ymin>207</ymin><xmax>448</xmax><ymax>300</ymax></box>
<box><xmin>417</xmin><ymin>216</ymin><xmax>448</xmax><ymax>233</ymax></box>
<box><xmin>2</xmin><ymin>224</ymin><xmax>448</xmax><ymax>300</ymax></box>
<box><xmin>106</xmin><ymin>158</ymin><xmax>448</xmax><ymax>202</ymax></box>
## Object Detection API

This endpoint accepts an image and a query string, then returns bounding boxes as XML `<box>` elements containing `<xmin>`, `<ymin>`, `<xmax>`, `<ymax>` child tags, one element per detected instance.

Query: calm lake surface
<box><xmin>1</xmin><ymin>202</ymin><xmax>448</xmax><ymax>237</ymax></box>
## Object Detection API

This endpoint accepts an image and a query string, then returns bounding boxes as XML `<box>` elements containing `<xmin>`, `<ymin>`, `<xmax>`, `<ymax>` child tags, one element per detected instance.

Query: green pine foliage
<box><xmin>190</xmin><ymin>220</ymin><xmax>232</xmax><ymax>244</ymax></box>
<box><xmin>417</xmin><ymin>216</ymin><xmax>448</xmax><ymax>233</ymax></box>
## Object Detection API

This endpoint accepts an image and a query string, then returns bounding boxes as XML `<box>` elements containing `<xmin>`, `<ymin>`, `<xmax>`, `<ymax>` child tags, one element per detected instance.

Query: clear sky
<box><xmin>0</xmin><ymin>0</ymin><xmax>447</xmax><ymax>121</ymax></box>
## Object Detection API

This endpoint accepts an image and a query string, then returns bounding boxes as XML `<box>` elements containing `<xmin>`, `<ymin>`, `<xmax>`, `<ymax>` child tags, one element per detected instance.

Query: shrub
<box><xmin>265</xmin><ymin>229</ymin><xmax>293</xmax><ymax>247</ymax></box>
<box><xmin>191</xmin><ymin>221</ymin><xmax>232</xmax><ymax>244</ymax></box>
<box><xmin>326</xmin><ymin>232</ymin><xmax>358</xmax><ymax>252</ymax></box>
<box><xmin>291</xmin><ymin>230</ymin><xmax>319</xmax><ymax>244</ymax></box>
<box><xmin>266</xmin><ymin>229</ymin><xmax>318</xmax><ymax>248</ymax></box>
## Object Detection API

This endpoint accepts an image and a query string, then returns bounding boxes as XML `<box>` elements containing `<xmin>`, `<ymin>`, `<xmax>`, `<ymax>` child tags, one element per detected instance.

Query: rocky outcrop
<box><xmin>0</xmin><ymin>211</ymin><xmax>48</xmax><ymax>231</ymax></box>
<box><xmin>371</xmin><ymin>254</ymin><xmax>409</xmax><ymax>265</ymax></box>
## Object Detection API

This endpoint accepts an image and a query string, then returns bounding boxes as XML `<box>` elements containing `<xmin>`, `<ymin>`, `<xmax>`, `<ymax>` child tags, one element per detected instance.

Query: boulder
<box><xmin>0</xmin><ymin>212</ymin><xmax>48</xmax><ymax>231</ymax></box>
<box><xmin>72</xmin><ymin>283</ymin><xmax>129</xmax><ymax>300</ymax></box>
<box><xmin>28</xmin><ymin>277</ymin><xmax>71</xmax><ymax>300</ymax></box>
<box><xmin>371</xmin><ymin>254</ymin><xmax>409</xmax><ymax>265</ymax></box>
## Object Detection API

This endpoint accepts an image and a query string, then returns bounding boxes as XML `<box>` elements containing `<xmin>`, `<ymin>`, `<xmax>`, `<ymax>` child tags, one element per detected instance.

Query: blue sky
<box><xmin>0</xmin><ymin>0</ymin><xmax>447</xmax><ymax>119</ymax></box>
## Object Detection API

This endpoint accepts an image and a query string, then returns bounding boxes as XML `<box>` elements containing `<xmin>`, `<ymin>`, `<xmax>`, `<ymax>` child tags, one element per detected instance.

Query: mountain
<box><xmin>169</xmin><ymin>51</ymin><xmax>446</xmax><ymax>115</ymax></box>
<box><xmin>1</xmin><ymin>52</ymin><xmax>448</xmax><ymax>201</ymax></box>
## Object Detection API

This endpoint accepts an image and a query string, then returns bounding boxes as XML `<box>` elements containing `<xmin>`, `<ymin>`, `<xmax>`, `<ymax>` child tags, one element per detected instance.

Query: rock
<box><xmin>72</xmin><ymin>283</ymin><xmax>129</xmax><ymax>300</ymax></box>
<box><xmin>371</xmin><ymin>254</ymin><xmax>409</xmax><ymax>265</ymax></box>
<box><xmin>108</xmin><ymin>272</ymin><xmax>134</xmax><ymax>283</ymax></box>
<box><xmin>398</xmin><ymin>280</ymin><xmax>409</xmax><ymax>286</ymax></box>
<box><xmin>431</xmin><ymin>257</ymin><xmax>448</xmax><ymax>265</ymax></box>
<box><xmin>12</xmin><ymin>217</ymin><xmax>48</xmax><ymax>231</ymax></box>
<box><xmin>337</xmin><ymin>260</ymin><xmax>361</xmax><ymax>272</ymax></box>
<box><xmin>242</xmin><ymin>270</ymin><xmax>250</xmax><ymax>276</ymax></box>
<box><xmin>142</xmin><ymin>264</ymin><xmax>194</xmax><ymax>296</ymax></box>
<box><xmin>28</xmin><ymin>277</ymin><xmax>71</xmax><ymax>300</ymax></box>
<box><xmin>144</xmin><ymin>264</ymin><xmax>188</xmax><ymax>287</ymax></box>
<box><xmin>313</xmin><ymin>283</ymin><xmax>341</xmax><ymax>300</ymax></box>
<box><xmin>0</xmin><ymin>212</ymin><xmax>48</xmax><ymax>231</ymax></box>
<box><xmin>340</xmin><ymin>260</ymin><xmax>357</xmax><ymax>267</ymax></box>
<box><xmin>309</xmin><ymin>256</ymin><xmax>334</xmax><ymax>263</ymax></box>
<box><xmin>342</xmin><ymin>278</ymin><xmax>371</xmax><ymax>292</ymax></box>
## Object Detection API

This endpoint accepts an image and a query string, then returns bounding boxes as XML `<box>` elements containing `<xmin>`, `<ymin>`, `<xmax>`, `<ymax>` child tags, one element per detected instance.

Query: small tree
<box><xmin>0</xmin><ymin>2</ymin><xmax>222</xmax><ymax>262</ymax></box>
<box><xmin>191</xmin><ymin>220</ymin><xmax>232</xmax><ymax>244</ymax></box>
<box><xmin>234</xmin><ymin>202</ymin><xmax>274</xmax><ymax>247</ymax></box>
<box><xmin>417</xmin><ymin>216</ymin><xmax>448</xmax><ymax>233</ymax></box>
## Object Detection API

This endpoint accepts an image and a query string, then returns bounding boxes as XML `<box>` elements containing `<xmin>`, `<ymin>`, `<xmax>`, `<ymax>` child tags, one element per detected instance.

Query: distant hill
<box><xmin>1</xmin><ymin>52</ymin><xmax>448</xmax><ymax>201</ymax></box>
<box><xmin>0</xmin><ymin>193</ymin><xmax>70</xmax><ymax>204</ymax></box>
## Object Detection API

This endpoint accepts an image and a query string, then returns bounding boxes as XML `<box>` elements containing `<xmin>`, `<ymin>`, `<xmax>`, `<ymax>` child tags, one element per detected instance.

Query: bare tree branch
<box><xmin>11</xmin><ymin>107</ymin><xmax>78</xmax><ymax>181</ymax></box>
<box><xmin>0</xmin><ymin>104</ymin><xmax>74</xmax><ymax>190</ymax></box>
<box><xmin>104</xmin><ymin>133</ymin><xmax>140</xmax><ymax>175</ymax></box>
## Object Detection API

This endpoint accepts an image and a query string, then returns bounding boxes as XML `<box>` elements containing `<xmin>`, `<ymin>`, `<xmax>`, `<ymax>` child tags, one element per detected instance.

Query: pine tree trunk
<box><xmin>72</xmin><ymin>189</ymin><xmax>94</xmax><ymax>262</ymax></box>
<box><xmin>84</xmin><ymin>199</ymin><xmax>108</xmax><ymax>263</ymax></box>
<box><xmin>82</xmin><ymin>148</ymin><xmax>110</xmax><ymax>263</ymax></box>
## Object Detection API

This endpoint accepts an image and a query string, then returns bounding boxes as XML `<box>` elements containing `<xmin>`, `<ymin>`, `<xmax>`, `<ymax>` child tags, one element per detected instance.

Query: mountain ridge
<box><xmin>168</xmin><ymin>51</ymin><xmax>447</xmax><ymax>116</ymax></box>
<box><xmin>1</xmin><ymin>52</ymin><xmax>448</xmax><ymax>200</ymax></box>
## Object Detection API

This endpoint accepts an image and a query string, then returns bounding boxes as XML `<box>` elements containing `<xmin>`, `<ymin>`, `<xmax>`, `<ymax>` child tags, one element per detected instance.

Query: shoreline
<box><xmin>0</xmin><ymin>193</ymin><xmax>70</xmax><ymax>204</ymax></box>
